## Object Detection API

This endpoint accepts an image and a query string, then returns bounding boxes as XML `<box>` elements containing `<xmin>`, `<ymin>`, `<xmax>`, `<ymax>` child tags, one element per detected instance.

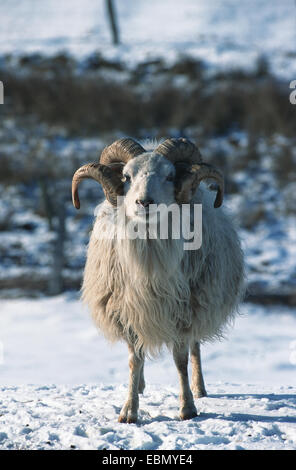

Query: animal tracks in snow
<box><xmin>0</xmin><ymin>383</ymin><xmax>295</xmax><ymax>450</ymax></box>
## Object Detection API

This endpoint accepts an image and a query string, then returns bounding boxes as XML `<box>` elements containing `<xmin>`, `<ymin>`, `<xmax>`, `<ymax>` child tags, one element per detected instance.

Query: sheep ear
<box><xmin>107</xmin><ymin>162</ymin><xmax>125</xmax><ymax>175</ymax></box>
<box><xmin>174</xmin><ymin>163</ymin><xmax>197</xmax><ymax>204</ymax></box>
<box><xmin>100</xmin><ymin>165</ymin><xmax>125</xmax><ymax>206</ymax></box>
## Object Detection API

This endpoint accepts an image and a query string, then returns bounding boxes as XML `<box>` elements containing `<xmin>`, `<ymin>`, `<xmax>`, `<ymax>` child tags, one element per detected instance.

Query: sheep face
<box><xmin>122</xmin><ymin>153</ymin><xmax>177</xmax><ymax>222</ymax></box>
<box><xmin>72</xmin><ymin>138</ymin><xmax>224</xmax><ymax>214</ymax></box>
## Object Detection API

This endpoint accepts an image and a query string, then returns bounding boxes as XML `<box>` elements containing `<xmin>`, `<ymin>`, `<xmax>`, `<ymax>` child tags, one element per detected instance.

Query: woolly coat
<box><xmin>82</xmin><ymin>187</ymin><xmax>244</xmax><ymax>357</ymax></box>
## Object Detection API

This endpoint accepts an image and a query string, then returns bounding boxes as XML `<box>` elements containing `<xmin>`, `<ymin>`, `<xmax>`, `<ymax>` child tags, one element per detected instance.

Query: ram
<box><xmin>72</xmin><ymin>137</ymin><xmax>244</xmax><ymax>423</ymax></box>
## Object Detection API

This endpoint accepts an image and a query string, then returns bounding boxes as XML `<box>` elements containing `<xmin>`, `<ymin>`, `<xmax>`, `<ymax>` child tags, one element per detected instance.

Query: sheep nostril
<box><xmin>136</xmin><ymin>199</ymin><xmax>154</xmax><ymax>208</ymax></box>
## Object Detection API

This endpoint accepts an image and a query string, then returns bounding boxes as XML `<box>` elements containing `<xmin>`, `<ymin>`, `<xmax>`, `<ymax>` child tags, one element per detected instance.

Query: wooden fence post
<box><xmin>106</xmin><ymin>0</ymin><xmax>120</xmax><ymax>45</ymax></box>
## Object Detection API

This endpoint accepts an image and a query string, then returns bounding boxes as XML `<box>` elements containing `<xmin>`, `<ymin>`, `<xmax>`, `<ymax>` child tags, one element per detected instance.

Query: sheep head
<box><xmin>72</xmin><ymin>137</ymin><xmax>224</xmax><ymax>212</ymax></box>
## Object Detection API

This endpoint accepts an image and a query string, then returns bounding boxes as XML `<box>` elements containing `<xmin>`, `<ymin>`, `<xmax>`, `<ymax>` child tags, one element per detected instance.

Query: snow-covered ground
<box><xmin>0</xmin><ymin>0</ymin><xmax>295</xmax><ymax>78</ymax></box>
<box><xmin>1</xmin><ymin>383</ymin><xmax>296</xmax><ymax>450</ymax></box>
<box><xmin>1</xmin><ymin>0</ymin><xmax>296</xmax><ymax>451</ymax></box>
<box><xmin>0</xmin><ymin>296</ymin><xmax>296</xmax><ymax>449</ymax></box>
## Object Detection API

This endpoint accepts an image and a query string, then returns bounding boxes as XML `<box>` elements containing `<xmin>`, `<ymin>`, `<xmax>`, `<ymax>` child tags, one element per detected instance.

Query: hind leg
<box><xmin>190</xmin><ymin>342</ymin><xmax>207</xmax><ymax>398</ymax></box>
<box><xmin>138</xmin><ymin>362</ymin><xmax>145</xmax><ymax>394</ymax></box>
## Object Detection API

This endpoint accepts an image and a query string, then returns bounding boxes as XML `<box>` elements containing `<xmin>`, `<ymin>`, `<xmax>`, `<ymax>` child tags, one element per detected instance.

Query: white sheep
<box><xmin>72</xmin><ymin>137</ymin><xmax>245</xmax><ymax>423</ymax></box>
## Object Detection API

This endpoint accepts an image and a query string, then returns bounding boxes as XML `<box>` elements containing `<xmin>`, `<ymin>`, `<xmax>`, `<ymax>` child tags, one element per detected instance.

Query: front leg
<box><xmin>118</xmin><ymin>344</ymin><xmax>144</xmax><ymax>423</ymax></box>
<box><xmin>173</xmin><ymin>343</ymin><xmax>198</xmax><ymax>420</ymax></box>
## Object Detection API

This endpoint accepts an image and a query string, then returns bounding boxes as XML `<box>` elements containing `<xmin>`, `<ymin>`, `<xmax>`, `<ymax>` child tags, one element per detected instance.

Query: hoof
<box><xmin>180</xmin><ymin>406</ymin><xmax>198</xmax><ymax>421</ymax></box>
<box><xmin>118</xmin><ymin>402</ymin><xmax>138</xmax><ymax>424</ymax></box>
<box><xmin>118</xmin><ymin>414</ymin><xmax>137</xmax><ymax>424</ymax></box>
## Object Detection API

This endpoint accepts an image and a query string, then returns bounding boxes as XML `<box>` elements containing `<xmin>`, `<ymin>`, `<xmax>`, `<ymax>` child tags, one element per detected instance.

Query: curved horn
<box><xmin>155</xmin><ymin>138</ymin><xmax>223</xmax><ymax>208</ymax></box>
<box><xmin>72</xmin><ymin>138</ymin><xmax>146</xmax><ymax>209</ymax></box>
<box><xmin>100</xmin><ymin>138</ymin><xmax>145</xmax><ymax>165</ymax></box>
<box><xmin>72</xmin><ymin>162</ymin><xmax>123</xmax><ymax>209</ymax></box>
<box><xmin>154</xmin><ymin>137</ymin><xmax>202</xmax><ymax>165</ymax></box>
<box><xmin>190</xmin><ymin>163</ymin><xmax>224</xmax><ymax>208</ymax></box>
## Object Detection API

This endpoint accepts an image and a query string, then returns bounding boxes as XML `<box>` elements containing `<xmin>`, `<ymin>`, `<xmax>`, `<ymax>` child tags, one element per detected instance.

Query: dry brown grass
<box><xmin>1</xmin><ymin>54</ymin><xmax>295</xmax><ymax>139</ymax></box>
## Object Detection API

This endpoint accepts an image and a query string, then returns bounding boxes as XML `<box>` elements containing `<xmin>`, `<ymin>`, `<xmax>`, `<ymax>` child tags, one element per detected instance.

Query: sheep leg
<box><xmin>190</xmin><ymin>342</ymin><xmax>207</xmax><ymax>398</ymax></box>
<box><xmin>118</xmin><ymin>344</ymin><xmax>144</xmax><ymax>423</ymax></box>
<box><xmin>173</xmin><ymin>343</ymin><xmax>198</xmax><ymax>420</ymax></box>
<box><xmin>138</xmin><ymin>362</ymin><xmax>145</xmax><ymax>394</ymax></box>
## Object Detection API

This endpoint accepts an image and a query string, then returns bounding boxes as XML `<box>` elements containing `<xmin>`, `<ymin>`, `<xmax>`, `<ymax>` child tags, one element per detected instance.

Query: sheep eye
<box><xmin>122</xmin><ymin>174</ymin><xmax>131</xmax><ymax>183</ymax></box>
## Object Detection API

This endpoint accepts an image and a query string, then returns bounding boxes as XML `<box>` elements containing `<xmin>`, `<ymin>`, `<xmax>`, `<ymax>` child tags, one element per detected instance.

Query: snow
<box><xmin>1</xmin><ymin>0</ymin><xmax>296</xmax><ymax>451</ymax></box>
<box><xmin>0</xmin><ymin>384</ymin><xmax>296</xmax><ymax>450</ymax></box>
<box><xmin>0</xmin><ymin>0</ymin><xmax>295</xmax><ymax>78</ymax></box>
<box><xmin>0</xmin><ymin>296</ymin><xmax>296</xmax><ymax>449</ymax></box>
